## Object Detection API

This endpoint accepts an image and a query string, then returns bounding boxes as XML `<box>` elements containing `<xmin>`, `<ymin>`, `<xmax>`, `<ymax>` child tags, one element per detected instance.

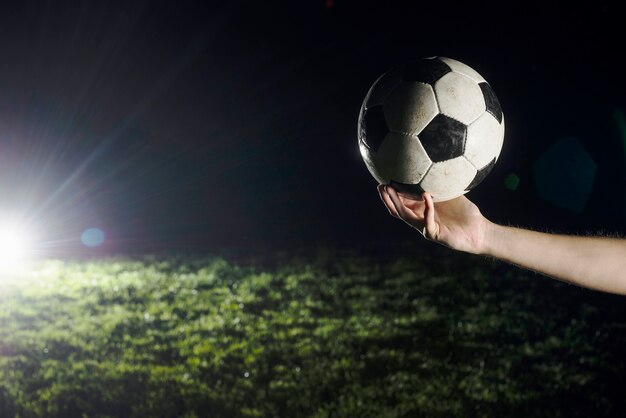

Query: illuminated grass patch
<box><xmin>0</xmin><ymin>248</ymin><xmax>625</xmax><ymax>417</ymax></box>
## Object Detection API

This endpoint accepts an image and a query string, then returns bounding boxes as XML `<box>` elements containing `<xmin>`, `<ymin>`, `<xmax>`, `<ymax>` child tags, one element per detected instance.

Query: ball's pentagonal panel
<box><xmin>384</xmin><ymin>81</ymin><xmax>438</xmax><ymax>135</ymax></box>
<box><xmin>420</xmin><ymin>157</ymin><xmax>477</xmax><ymax>202</ymax></box>
<box><xmin>438</xmin><ymin>57</ymin><xmax>486</xmax><ymax>84</ymax></box>
<box><xmin>364</xmin><ymin>66</ymin><xmax>404</xmax><ymax>108</ymax></box>
<box><xmin>372</xmin><ymin>132</ymin><xmax>432</xmax><ymax>184</ymax></box>
<box><xmin>434</xmin><ymin>72</ymin><xmax>486</xmax><ymax>125</ymax></box>
<box><xmin>358</xmin><ymin>105</ymin><xmax>388</xmax><ymax>152</ymax></box>
<box><xmin>389</xmin><ymin>180</ymin><xmax>425</xmax><ymax>199</ymax></box>
<box><xmin>402</xmin><ymin>58</ymin><xmax>451</xmax><ymax>84</ymax></box>
<box><xmin>466</xmin><ymin>158</ymin><xmax>496</xmax><ymax>191</ymax></box>
<box><xmin>479</xmin><ymin>82</ymin><xmax>503</xmax><ymax>123</ymax></box>
<box><xmin>465</xmin><ymin>112</ymin><xmax>504</xmax><ymax>169</ymax></box>
<box><xmin>419</xmin><ymin>114</ymin><xmax>466</xmax><ymax>162</ymax></box>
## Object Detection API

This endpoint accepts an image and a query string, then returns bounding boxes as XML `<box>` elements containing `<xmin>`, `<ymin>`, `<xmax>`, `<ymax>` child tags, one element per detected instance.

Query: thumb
<box><xmin>422</xmin><ymin>192</ymin><xmax>439</xmax><ymax>240</ymax></box>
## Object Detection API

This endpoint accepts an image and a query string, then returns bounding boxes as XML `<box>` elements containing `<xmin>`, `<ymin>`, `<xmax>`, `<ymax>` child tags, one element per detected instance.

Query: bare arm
<box><xmin>483</xmin><ymin>224</ymin><xmax>626</xmax><ymax>294</ymax></box>
<box><xmin>378</xmin><ymin>185</ymin><xmax>626</xmax><ymax>295</ymax></box>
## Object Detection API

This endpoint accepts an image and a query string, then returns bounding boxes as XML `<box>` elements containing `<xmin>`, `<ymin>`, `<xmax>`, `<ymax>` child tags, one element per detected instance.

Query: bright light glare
<box><xmin>0</xmin><ymin>221</ymin><xmax>35</xmax><ymax>273</ymax></box>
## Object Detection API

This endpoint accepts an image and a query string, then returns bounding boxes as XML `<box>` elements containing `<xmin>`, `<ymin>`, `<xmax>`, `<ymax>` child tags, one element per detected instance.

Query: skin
<box><xmin>378</xmin><ymin>184</ymin><xmax>626</xmax><ymax>295</ymax></box>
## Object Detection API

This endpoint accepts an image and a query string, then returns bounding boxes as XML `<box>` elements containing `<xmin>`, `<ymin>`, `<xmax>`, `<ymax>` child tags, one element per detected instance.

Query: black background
<box><xmin>0</xmin><ymin>1</ymin><xmax>625</xmax><ymax>256</ymax></box>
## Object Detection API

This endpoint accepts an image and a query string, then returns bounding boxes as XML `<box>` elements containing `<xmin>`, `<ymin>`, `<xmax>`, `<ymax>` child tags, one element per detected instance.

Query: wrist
<box><xmin>476</xmin><ymin>219</ymin><xmax>499</xmax><ymax>256</ymax></box>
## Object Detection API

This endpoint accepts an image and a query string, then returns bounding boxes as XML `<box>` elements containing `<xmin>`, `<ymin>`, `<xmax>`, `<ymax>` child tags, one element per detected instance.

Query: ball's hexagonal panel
<box><xmin>358</xmin><ymin>105</ymin><xmax>388</xmax><ymax>152</ymax></box>
<box><xmin>438</xmin><ymin>57</ymin><xmax>486</xmax><ymax>83</ymax></box>
<box><xmin>465</xmin><ymin>112</ymin><xmax>504</xmax><ymax>169</ymax></box>
<box><xmin>364</xmin><ymin>66</ymin><xmax>404</xmax><ymax>108</ymax></box>
<box><xmin>419</xmin><ymin>156</ymin><xmax>477</xmax><ymax>202</ymax></box>
<box><xmin>372</xmin><ymin>132</ymin><xmax>432</xmax><ymax>184</ymax></box>
<box><xmin>402</xmin><ymin>57</ymin><xmax>451</xmax><ymax>84</ymax></box>
<box><xmin>419</xmin><ymin>114</ymin><xmax>466</xmax><ymax>162</ymax></box>
<box><xmin>434</xmin><ymin>72</ymin><xmax>486</xmax><ymax>125</ymax></box>
<box><xmin>466</xmin><ymin>158</ymin><xmax>496</xmax><ymax>191</ymax></box>
<box><xmin>479</xmin><ymin>82</ymin><xmax>503</xmax><ymax>123</ymax></box>
<box><xmin>383</xmin><ymin>81</ymin><xmax>438</xmax><ymax>135</ymax></box>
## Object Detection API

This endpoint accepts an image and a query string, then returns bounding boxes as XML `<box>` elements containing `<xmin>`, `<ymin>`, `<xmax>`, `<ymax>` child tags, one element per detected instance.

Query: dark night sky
<box><xmin>0</xmin><ymin>1</ymin><xmax>625</xmax><ymax>256</ymax></box>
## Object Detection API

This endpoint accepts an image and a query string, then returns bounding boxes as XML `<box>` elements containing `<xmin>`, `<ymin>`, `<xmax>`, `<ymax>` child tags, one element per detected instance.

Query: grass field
<box><xmin>1</xmin><ymin>244</ymin><xmax>625</xmax><ymax>417</ymax></box>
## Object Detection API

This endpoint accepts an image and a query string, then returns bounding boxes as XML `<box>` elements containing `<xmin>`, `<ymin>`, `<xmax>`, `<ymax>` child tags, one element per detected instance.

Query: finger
<box><xmin>422</xmin><ymin>192</ymin><xmax>439</xmax><ymax>240</ymax></box>
<box><xmin>377</xmin><ymin>185</ymin><xmax>400</xmax><ymax>218</ymax></box>
<box><xmin>387</xmin><ymin>186</ymin><xmax>424</xmax><ymax>226</ymax></box>
<box><xmin>397</xmin><ymin>192</ymin><xmax>426</xmax><ymax>215</ymax></box>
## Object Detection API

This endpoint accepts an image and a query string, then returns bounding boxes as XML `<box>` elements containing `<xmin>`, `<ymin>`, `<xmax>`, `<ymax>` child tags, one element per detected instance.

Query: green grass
<box><xmin>1</xmin><ymin>245</ymin><xmax>625</xmax><ymax>417</ymax></box>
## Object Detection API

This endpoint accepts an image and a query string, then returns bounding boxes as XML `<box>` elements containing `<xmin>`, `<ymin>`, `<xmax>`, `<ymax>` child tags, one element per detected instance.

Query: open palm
<box><xmin>377</xmin><ymin>185</ymin><xmax>489</xmax><ymax>254</ymax></box>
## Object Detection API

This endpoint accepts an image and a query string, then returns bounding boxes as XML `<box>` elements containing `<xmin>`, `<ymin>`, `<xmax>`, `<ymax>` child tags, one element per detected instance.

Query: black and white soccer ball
<box><xmin>358</xmin><ymin>56</ymin><xmax>504</xmax><ymax>202</ymax></box>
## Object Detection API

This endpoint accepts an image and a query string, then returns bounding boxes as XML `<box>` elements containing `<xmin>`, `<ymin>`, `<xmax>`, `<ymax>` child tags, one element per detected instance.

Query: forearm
<box><xmin>481</xmin><ymin>222</ymin><xmax>626</xmax><ymax>295</ymax></box>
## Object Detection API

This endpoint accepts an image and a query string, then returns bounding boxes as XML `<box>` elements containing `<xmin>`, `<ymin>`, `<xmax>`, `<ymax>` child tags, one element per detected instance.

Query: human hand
<box><xmin>377</xmin><ymin>185</ymin><xmax>491</xmax><ymax>254</ymax></box>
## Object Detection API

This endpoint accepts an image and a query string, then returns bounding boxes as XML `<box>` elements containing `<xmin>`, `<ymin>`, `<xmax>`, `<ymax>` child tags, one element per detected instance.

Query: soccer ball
<box><xmin>358</xmin><ymin>56</ymin><xmax>504</xmax><ymax>202</ymax></box>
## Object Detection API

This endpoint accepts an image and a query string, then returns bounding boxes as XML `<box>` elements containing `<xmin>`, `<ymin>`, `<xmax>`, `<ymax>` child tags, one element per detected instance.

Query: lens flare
<box><xmin>81</xmin><ymin>228</ymin><xmax>105</xmax><ymax>248</ymax></box>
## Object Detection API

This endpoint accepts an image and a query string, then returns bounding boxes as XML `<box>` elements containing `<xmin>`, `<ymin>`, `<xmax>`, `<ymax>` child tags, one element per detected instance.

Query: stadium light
<box><xmin>0</xmin><ymin>219</ymin><xmax>36</xmax><ymax>274</ymax></box>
